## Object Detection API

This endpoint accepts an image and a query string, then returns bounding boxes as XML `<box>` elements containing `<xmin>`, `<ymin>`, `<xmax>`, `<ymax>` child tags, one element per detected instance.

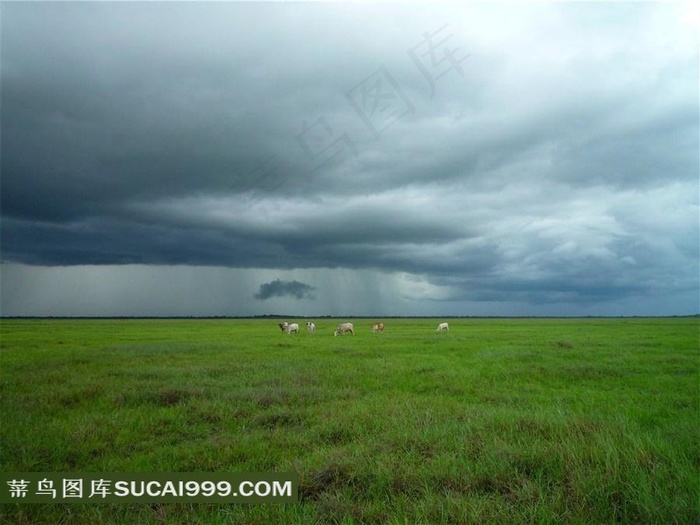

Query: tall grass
<box><xmin>1</xmin><ymin>318</ymin><xmax>698</xmax><ymax>523</ymax></box>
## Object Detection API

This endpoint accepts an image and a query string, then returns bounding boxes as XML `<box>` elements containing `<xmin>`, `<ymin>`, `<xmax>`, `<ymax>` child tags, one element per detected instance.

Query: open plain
<box><xmin>1</xmin><ymin>318</ymin><xmax>698</xmax><ymax>524</ymax></box>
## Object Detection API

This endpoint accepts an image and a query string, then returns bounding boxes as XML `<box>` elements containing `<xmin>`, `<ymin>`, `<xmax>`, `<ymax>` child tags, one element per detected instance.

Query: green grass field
<box><xmin>1</xmin><ymin>318</ymin><xmax>698</xmax><ymax>524</ymax></box>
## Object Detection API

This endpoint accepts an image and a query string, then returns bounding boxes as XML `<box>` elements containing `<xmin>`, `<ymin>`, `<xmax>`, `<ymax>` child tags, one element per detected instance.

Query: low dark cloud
<box><xmin>255</xmin><ymin>279</ymin><xmax>316</xmax><ymax>301</ymax></box>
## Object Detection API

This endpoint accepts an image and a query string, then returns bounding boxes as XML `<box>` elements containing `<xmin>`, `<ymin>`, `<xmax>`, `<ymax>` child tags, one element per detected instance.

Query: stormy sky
<box><xmin>1</xmin><ymin>2</ymin><xmax>698</xmax><ymax>317</ymax></box>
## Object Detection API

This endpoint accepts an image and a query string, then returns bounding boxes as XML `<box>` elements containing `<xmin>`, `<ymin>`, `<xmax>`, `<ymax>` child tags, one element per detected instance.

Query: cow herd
<box><xmin>278</xmin><ymin>321</ymin><xmax>449</xmax><ymax>335</ymax></box>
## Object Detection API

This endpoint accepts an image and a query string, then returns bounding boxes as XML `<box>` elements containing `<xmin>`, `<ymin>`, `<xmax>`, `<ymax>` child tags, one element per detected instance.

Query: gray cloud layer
<box><xmin>1</xmin><ymin>2</ymin><xmax>698</xmax><ymax>315</ymax></box>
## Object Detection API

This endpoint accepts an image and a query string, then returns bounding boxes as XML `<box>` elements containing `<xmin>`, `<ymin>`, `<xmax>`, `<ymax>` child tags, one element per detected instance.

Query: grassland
<box><xmin>0</xmin><ymin>317</ymin><xmax>698</xmax><ymax>524</ymax></box>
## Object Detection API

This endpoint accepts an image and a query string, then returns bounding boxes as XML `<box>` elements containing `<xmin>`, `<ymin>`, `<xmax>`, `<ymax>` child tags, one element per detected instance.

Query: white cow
<box><xmin>333</xmin><ymin>322</ymin><xmax>354</xmax><ymax>336</ymax></box>
<box><xmin>371</xmin><ymin>322</ymin><xmax>384</xmax><ymax>333</ymax></box>
<box><xmin>306</xmin><ymin>322</ymin><xmax>316</xmax><ymax>334</ymax></box>
<box><xmin>436</xmin><ymin>322</ymin><xmax>449</xmax><ymax>332</ymax></box>
<box><xmin>279</xmin><ymin>322</ymin><xmax>299</xmax><ymax>334</ymax></box>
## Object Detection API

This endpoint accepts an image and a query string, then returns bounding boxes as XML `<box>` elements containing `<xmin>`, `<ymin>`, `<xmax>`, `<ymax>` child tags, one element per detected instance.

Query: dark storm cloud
<box><xmin>1</xmin><ymin>2</ymin><xmax>698</xmax><ymax>315</ymax></box>
<box><xmin>255</xmin><ymin>279</ymin><xmax>315</xmax><ymax>301</ymax></box>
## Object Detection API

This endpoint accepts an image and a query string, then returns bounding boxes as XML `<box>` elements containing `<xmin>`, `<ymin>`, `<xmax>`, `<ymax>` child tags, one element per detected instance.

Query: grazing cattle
<box><xmin>333</xmin><ymin>322</ymin><xmax>354</xmax><ymax>336</ymax></box>
<box><xmin>436</xmin><ymin>322</ymin><xmax>449</xmax><ymax>332</ymax></box>
<box><xmin>371</xmin><ymin>322</ymin><xmax>384</xmax><ymax>333</ymax></box>
<box><xmin>279</xmin><ymin>322</ymin><xmax>299</xmax><ymax>334</ymax></box>
<box><xmin>306</xmin><ymin>322</ymin><xmax>316</xmax><ymax>334</ymax></box>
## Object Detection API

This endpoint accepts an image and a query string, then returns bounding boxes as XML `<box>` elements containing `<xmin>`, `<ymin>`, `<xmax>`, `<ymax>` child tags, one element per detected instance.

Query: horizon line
<box><xmin>1</xmin><ymin>314</ymin><xmax>698</xmax><ymax>320</ymax></box>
